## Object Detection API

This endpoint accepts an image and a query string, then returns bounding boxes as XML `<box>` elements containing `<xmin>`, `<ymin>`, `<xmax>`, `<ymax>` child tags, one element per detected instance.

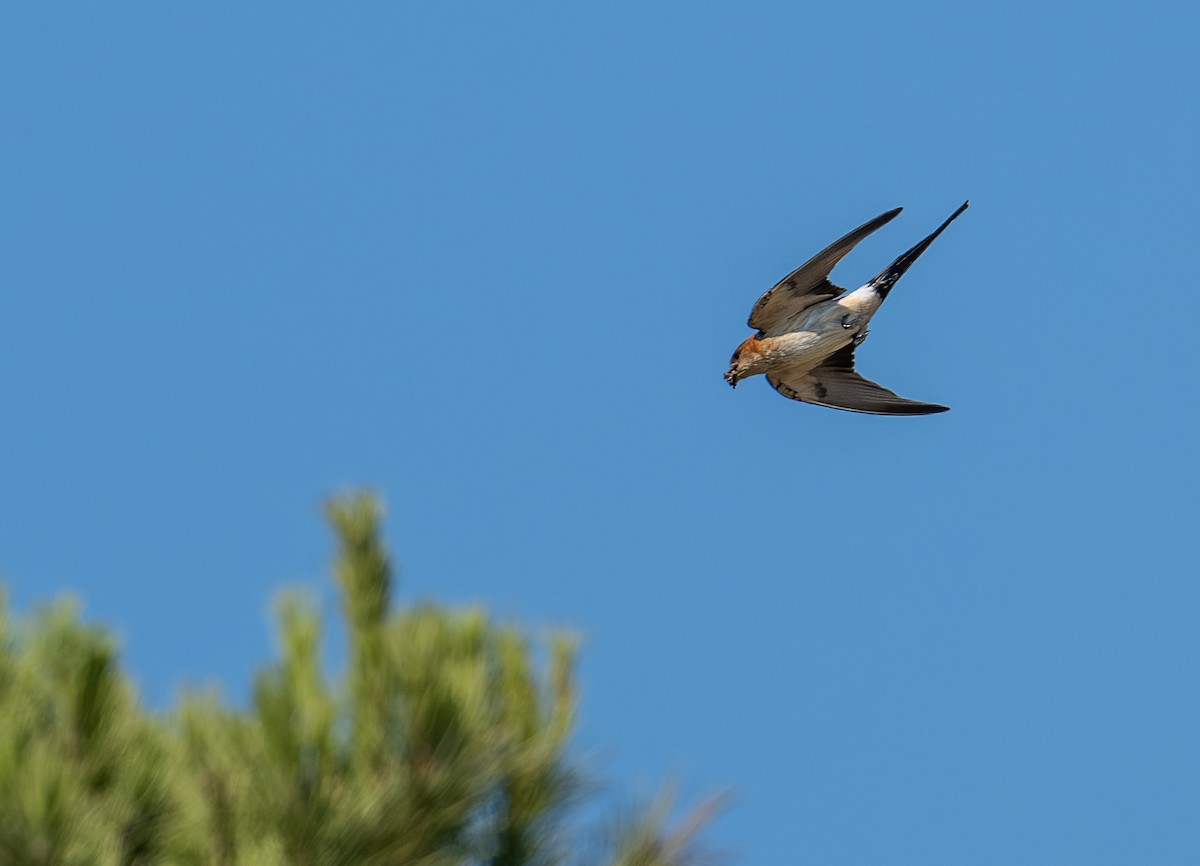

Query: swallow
<box><xmin>725</xmin><ymin>201</ymin><xmax>968</xmax><ymax>415</ymax></box>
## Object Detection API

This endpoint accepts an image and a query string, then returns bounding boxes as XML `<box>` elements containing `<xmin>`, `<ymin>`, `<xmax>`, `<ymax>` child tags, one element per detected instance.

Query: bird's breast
<box><xmin>759</xmin><ymin>328</ymin><xmax>850</xmax><ymax>370</ymax></box>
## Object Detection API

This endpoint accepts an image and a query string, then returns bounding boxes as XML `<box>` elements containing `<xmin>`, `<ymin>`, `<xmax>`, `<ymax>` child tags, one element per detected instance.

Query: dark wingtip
<box><xmin>889</xmin><ymin>402</ymin><xmax>950</xmax><ymax>415</ymax></box>
<box><xmin>888</xmin><ymin>402</ymin><xmax>950</xmax><ymax>415</ymax></box>
<box><xmin>855</xmin><ymin>207</ymin><xmax>903</xmax><ymax>236</ymax></box>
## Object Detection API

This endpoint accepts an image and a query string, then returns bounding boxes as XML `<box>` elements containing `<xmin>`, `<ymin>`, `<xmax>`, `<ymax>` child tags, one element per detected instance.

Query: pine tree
<box><xmin>0</xmin><ymin>495</ymin><xmax>721</xmax><ymax>866</ymax></box>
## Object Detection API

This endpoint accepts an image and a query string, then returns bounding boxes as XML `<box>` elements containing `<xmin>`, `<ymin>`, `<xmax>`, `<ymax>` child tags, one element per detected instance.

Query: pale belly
<box><xmin>741</xmin><ymin>296</ymin><xmax>877</xmax><ymax>378</ymax></box>
<box><xmin>760</xmin><ymin>297</ymin><xmax>874</xmax><ymax>371</ymax></box>
<box><xmin>762</xmin><ymin>328</ymin><xmax>851</xmax><ymax>371</ymax></box>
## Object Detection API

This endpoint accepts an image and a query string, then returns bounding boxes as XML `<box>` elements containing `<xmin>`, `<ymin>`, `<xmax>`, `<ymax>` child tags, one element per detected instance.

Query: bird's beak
<box><xmin>724</xmin><ymin>369</ymin><xmax>738</xmax><ymax>388</ymax></box>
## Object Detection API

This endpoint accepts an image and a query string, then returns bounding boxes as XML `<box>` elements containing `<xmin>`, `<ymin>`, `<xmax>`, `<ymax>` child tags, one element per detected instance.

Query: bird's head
<box><xmin>725</xmin><ymin>337</ymin><xmax>762</xmax><ymax>388</ymax></box>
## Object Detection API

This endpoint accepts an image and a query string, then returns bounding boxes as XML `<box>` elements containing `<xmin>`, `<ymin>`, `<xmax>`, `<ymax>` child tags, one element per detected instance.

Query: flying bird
<box><xmin>725</xmin><ymin>201</ymin><xmax>968</xmax><ymax>415</ymax></box>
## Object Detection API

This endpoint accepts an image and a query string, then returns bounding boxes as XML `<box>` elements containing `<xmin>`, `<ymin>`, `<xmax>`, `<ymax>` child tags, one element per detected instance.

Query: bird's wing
<box><xmin>767</xmin><ymin>343</ymin><xmax>948</xmax><ymax>415</ymax></box>
<box><xmin>747</xmin><ymin>207</ymin><xmax>903</xmax><ymax>334</ymax></box>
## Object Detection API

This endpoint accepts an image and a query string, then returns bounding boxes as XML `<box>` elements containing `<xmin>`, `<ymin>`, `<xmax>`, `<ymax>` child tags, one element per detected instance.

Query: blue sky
<box><xmin>2</xmin><ymin>2</ymin><xmax>1198</xmax><ymax>863</ymax></box>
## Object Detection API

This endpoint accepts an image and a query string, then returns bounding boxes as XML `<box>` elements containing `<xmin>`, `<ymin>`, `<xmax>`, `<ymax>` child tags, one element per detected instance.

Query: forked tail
<box><xmin>869</xmin><ymin>200</ymin><xmax>969</xmax><ymax>300</ymax></box>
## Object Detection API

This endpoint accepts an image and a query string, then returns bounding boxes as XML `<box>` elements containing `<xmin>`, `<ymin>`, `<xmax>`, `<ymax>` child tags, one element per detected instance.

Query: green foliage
<box><xmin>0</xmin><ymin>495</ymin><xmax>720</xmax><ymax>866</ymax></box>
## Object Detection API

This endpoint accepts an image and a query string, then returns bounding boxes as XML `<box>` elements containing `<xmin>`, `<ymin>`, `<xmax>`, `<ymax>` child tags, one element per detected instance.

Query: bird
<box><xmin>724</xmin><ymin>201</ymin><xmax>968</xmax><ymax>415</ymax></box>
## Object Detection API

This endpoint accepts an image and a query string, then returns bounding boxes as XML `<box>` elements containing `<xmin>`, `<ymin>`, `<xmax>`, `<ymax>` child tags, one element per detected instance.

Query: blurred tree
<box><xmin>0</xmin><ymin>494</ymin><xmax>720</xmax><ymax>866</ymax></box>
